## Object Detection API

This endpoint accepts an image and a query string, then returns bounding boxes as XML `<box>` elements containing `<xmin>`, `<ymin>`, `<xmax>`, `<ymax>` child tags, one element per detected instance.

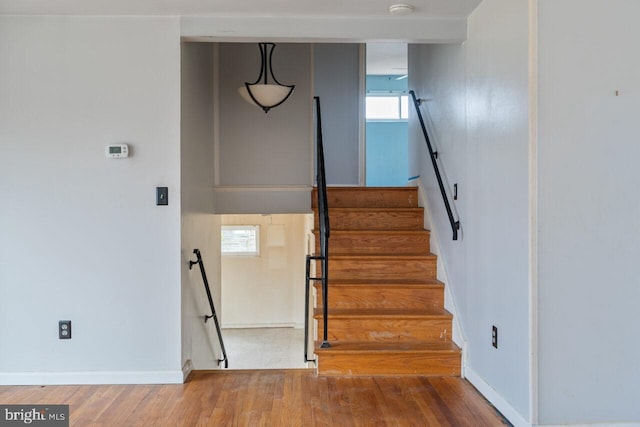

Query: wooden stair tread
<box><xmin>311</xmin><ymin>186</ymin><xmax>460</xmax><ymax>377</ymax></box>
<box><xmin>312</xmin><ymin>188</ymin><xmax>419</xmax><ymax>209</ymax></box>
<box><xmin>314</xmin><ymin>341</ymin><xmax>460</xmax><ymax>353</ymax></box>
<box><xmin>322</xmin><ymin>187</ymin><xmax>418</xmax><ymax>192</ymax></box>
<box><xmin>314</xmin><ymin>279</ymin><xmax>443</xmax><ymax>287</ymax></box>
<box><xmin>314</xmin><ymin>207</ymin><xmax>423</xmax><ymax>212</ymax></box>
<box><xmin>313</xmin><ymin>230</ymin><xmax>430</xmax><ymax>237</ymax></box>
<box><xmin>314</xmin><ymin>307</ymin><xmax>452</xmax><ymax>319</ymax></box>
<box><xmin>328</xmin><ymin>254</ymin><xmax>437</xmax><ymax>260</ymax></box>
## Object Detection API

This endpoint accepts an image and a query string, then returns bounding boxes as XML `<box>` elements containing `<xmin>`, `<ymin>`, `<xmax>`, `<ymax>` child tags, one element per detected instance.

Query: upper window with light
<box><xmin>365</xmin><ymin>94</ymin><xmax>409</xmax><ymax>121</ymax></box>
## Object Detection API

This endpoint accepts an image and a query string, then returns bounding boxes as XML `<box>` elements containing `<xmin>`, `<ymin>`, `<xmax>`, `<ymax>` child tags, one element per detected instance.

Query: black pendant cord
<box><xmin>266</xmin><ymin>43</ymin><xmax>286</xmax><ymax>86</ymax></box>
<box><xmin>244</xmin><ymin>42</ymin><xmax>295</xmax><ymax>113</ymax></box>
<box><xmin>253</xmin><ymin>42</ymin><xmax>267</xmax><ymax>85</ymax></box>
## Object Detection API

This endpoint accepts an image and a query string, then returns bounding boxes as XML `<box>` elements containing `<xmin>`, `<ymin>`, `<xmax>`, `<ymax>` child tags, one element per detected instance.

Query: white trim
<box><xmin>318</xmin><ymin>184</ymin><xmax>359</xmax><ymax>187</ymax></box>
<box><xmin>465</xmin><ymin>366</ymin><xmax>531</xmax><ymax>427</ymax></box>
<box><xmin>213</xmin><ymin>42</ymin><xmax>220</xmax><ymax>187</ymax></box>
<box><xmin>310</xmin><ymin>44</ymin><xmax>316</xmax><ymax>186</ymax></box>
<box><xmin>365</xmin><ymin>119</ymin><xmax>409</xmax><ymax>123</ymax></box>
<box><xmin>182</xmin><ymin>359</ymin><xmax>193</xmax><ymax>382</ymax></box>
<box><xmin>358</xmin><ymin>43</ymin><xmax>366</xmax><ymax>186</ymax></box>
<box><xmin>528</xmin><ymin>0</ymin><xmax>539</xmax><ymax>424</ymax></box>
<box><xmin>180</xmin><ymin>16</ymin><xmax>469</xmax><ymax>44</ymax></box>
<box><xmin>221</xmin><ymin>323</ymin><xmax>299</xmax><ymax>329</ymax></box>
<box><xmin>0</xmin><ymin>370</ymin><xmax>184</xmax><ymax>386</ymax></box>
<box><xmin>416</xmin><ymin>178</ymin><xmax>465</xmax><ymax>349</ymax></box>
<box><xmin>540</xmin><ymin>424</ymin><xmax>640</xmax><ymax>427</ymax></box>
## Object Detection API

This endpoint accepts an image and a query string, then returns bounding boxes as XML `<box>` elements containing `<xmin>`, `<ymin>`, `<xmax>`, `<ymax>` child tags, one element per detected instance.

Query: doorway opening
<box><xmin>365</xmin><ymin>43</ymin><xmax>409</xmax><ymax>186</ymax></box>
<box><xmin>219</xmin><ymin>213</ymin><xmax>314</xmax><ymax>370</ymax></box>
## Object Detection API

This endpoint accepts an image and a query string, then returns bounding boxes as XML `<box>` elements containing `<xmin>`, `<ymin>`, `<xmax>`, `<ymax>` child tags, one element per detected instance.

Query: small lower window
<box><xmin>221</xmin><ymin>225</ymin><xmax>260</xmax><ymax>256</ymax></box>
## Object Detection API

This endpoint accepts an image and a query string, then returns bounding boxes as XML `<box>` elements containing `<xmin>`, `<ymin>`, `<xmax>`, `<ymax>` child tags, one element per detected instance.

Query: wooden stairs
<box><xmin>311</xmin><ymin>187</ymin><xmax>461</xmax><ymax>376</ymax></box>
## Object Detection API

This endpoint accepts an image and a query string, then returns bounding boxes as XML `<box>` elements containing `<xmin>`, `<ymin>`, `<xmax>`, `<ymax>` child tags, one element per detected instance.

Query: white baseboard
<box><xmin>182</xmin><ymin>359</ymin><xmax>193</xmax><ymax>382</ymax></box>
<box><xmin>415</xmin><ymin>179</ymin><xmax>464</xmax><ymax>348</ymax></box>
<box><xmin>0</xmin><ymin>370</ymin><xmax>184</xmax><ymax>386</ymax></box>
<box><xmin>464</xmin><ymin>366</ymin><xmax>531</xmax><ymax>427</ymax></box>
<box><xmin>221</xmin><ymin>323</ymin><xmax>297</xmax><ymax>329</ymax></box>
<box><xmin>540</xmin><ymin>424</ymin><xmax>640</xmax><ymax>427</ymax></box>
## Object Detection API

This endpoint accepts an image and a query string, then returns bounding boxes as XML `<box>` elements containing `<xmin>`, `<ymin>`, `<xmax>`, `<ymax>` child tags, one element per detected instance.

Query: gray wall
<box><xmin>180</xmin><ymin>42</ymin><xmax>223</xmax><ymax>370</ymax></box>
<box><xmin>409</xmin><ymin>0</ymin><xmax>531</xmax><ymax>421</ymax></box>
<box><xmin>537</xmin><ymin>0</ymin><xmax>640</xmax><ymax>423</ymax></box>
<box><xmin>313</xmin><ymin>44</ymin><xmax>361</xmax><ymax>186</ymax></box>
<box><xmin>216</xmin><ymin>43</ymin><xmax>312</xmax><ymax>214</ymax></box>
<box><xmin>410</xmin><ymin>0</ymin><xmax>640</xmax><ymax>425</ymax></box>
<box><xmin>0</xmin><ymin>16</ymin><xmax>183</xmax><ymax>384</ymax></box>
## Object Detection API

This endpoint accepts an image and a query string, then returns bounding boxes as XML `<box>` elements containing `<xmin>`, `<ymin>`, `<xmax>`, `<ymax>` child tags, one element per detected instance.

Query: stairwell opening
<box><xmin>365</xmin><ymin>42</ymin><xmax>410</xmax><ymax>186</ymax></box>
<box><xmin>219</xmin><ymin>213</ymin><xmax>315</xmax><ymax>370</ymax></box>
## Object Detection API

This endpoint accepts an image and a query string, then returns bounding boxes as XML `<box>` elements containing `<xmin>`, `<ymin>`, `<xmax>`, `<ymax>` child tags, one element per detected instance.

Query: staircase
<box><xmin>311</xmin><ymin>187</ymin><xmax>461</xmax><ymax>376</ymax></box>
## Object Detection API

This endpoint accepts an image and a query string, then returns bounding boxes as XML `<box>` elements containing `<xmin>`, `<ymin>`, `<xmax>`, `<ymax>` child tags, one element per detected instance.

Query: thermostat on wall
<box><xmin>106</xmin><ymin>144</ymin><xmax>129</xmax><ymax>158</ymax></box>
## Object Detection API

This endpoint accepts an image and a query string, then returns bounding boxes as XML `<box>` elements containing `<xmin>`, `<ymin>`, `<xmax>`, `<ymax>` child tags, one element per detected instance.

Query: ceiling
<box><xmin>367</xmin><ymin>43</ymin><xmax>408</xmax><ymax>75</ymax></box>
<box><xmin>0</xmin><ymin>0</ymin><xmax>481</xmax><ymax>18</ymax></box>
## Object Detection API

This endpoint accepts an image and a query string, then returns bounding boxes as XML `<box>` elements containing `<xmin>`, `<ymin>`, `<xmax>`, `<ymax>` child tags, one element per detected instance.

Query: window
<box><xmin>366</xmin><ymin>94</ymin><xmax>409</xmax><ymax>121</ymax></box>
<box><xmin>221</xmin><ymin>225</ymin><xmax>260</xmax><ymax>256</ymax></box>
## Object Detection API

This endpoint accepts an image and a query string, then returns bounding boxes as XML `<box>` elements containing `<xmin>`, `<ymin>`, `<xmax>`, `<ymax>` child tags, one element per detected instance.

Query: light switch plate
<box><xmin>156</xmin><ymin>187</ymin><xmax>168</xmax><ymax>206</ymax></box>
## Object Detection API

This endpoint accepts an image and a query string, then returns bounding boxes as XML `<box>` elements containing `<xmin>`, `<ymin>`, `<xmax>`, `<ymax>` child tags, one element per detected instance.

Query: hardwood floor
<box><xmin>0</xmin><ymin>370</ymin><xmax>509</xmax><ymax>426</ymax></box>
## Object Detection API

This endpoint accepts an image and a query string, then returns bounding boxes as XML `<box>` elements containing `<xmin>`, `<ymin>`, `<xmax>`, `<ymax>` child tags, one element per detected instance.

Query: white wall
<box><xmin>537</xmin><ymin>1</ymin><xmax>640</xmax><ymax>424</ymax></box>
<box><xmin>215</xmin><ymin>43</ymin><xmax>312</xmax><ymax>214</ymax></box>
<box><xmin>409</xmin><ymin>0</ymin><xmax>531</xmax><ymax>422</ymax></box>
<box><xmin>180</xmin><ymin>42</ymin><xmax>223</xmax><ymax>371</ymax></box>
<box><xmin>0</xmin><ymin>16</ymin><xmax>182</xmax><ymax>384</ymax></box>
<box><xmin>313</xmin><ymin>44</ymin><xmax>361</xmax><ymax>186</ymax></box>
<box><xmin>220</xmin><ymin>214</ymin><xmax>309</xmax><ymax>329</ymax></box>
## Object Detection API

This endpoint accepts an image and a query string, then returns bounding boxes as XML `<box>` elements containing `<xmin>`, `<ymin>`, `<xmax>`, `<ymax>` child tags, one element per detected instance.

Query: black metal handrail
<box><xmin>409</xmin><ymin>90</ymin><xmax>460</xmax><ymax>240</ymax></box>
<box><xmin>304</xmin><ymin>96</ymin><xmax>331</xmax><ymax>363</ymax></box>
<box><xmin>315</xmin><ymin>97</ymin><xmax>331</xmax><ymax>350</ymax></box>
<box><xmin>189</xmin><ymin>248</ymin><xmax>228</xmax><ymax>368</ymax></box>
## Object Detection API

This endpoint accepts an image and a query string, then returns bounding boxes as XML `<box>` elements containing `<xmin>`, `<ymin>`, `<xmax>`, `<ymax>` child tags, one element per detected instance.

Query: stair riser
<box><xmin>316</xmin><ymin>318</ymin><xmax>453</xmax><ymax>342</ymax></box>
<box><xmin>315</xmin><ymin>285</ymin><xmax>444</xmax><ymax>310</ymax></box>
<box><xmin>315</xmin><ymin>210</ymin><xmax>423</xmax><ymax>230</ymax></box>
<box><xmin>314</xmin><ymin>232</ymin><xmax>430</xmax><ymax>254</ymax></box>
<box><xmin>321</xmin><ymin>259</ymin><xmax>437</xmax><ymax>281</ymax></box>
<box><xmin>317</xmin><ymin>352</ymin><xmax>461</xmax><ymax>376</ymax></box>
<box><xmin>313</xmin><ymin>188</ymin><xmax>418</xmax><ymax>208</ymax></box>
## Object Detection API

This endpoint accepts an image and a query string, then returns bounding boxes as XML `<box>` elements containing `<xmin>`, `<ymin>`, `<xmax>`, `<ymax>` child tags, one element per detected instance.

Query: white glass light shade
<box><xmin>238</xmin><ymin>84</ymin><xmax>294</xmax><ymax>111</ymax></box>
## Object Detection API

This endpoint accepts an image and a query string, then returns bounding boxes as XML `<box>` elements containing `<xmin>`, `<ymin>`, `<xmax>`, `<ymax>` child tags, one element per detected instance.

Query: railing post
<box><xmin>314</xmin><ymin>96</ymin><xmax>331</xmax><ymax>349</ymax></box>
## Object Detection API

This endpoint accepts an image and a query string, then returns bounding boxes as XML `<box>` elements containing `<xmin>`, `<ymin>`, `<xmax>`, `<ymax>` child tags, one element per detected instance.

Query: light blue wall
<box><xmin>365</xmin><ymin>122</ymin><xmax>408</xmax><ymax>186</ymax></box>
<box><xmin>367</xmin><ymin>75</ymin><xmax>408</xmax><ymax>93</ymax></box>
<box><xmin>366</xmin><ymin>74</ymin><xmax>408</xmax><ymax>186</ymax></box>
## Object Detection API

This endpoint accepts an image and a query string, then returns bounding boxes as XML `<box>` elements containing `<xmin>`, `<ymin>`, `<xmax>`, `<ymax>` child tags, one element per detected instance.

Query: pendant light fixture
<box><xmin>238</xmin><ymin>43</ymin><xmax>295</xmax><ymax>113</ymax></box>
